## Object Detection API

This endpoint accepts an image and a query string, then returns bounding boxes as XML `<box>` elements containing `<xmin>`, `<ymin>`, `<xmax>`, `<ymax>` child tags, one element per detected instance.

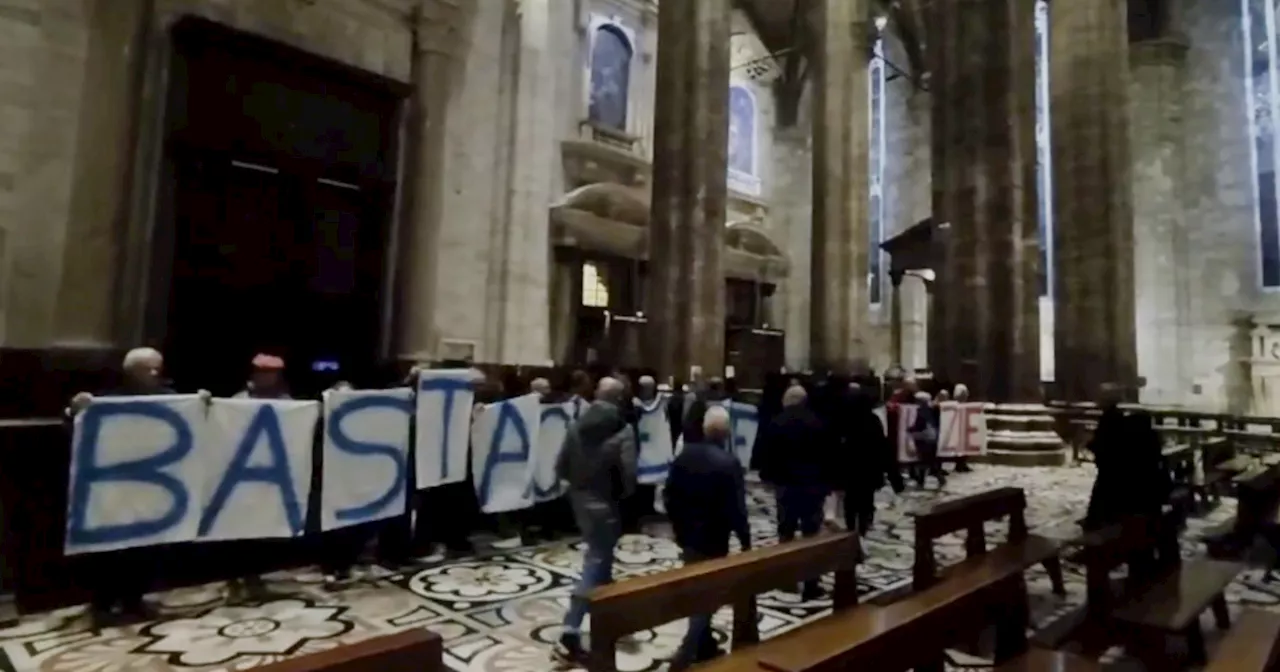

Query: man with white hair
<box><xmin>554</xmin><ymin>376</ymin><xmax>637</xmax><ymax>664</ymax></box>
<box><xmin>67</xmin><ymin>346</ymin><xmax>190</xmax><ymax>627</ymax></box>
<box><xmin>663</xmin><ymin>405</ymin><xmax>751</xmax><ymax>669</ymax></box>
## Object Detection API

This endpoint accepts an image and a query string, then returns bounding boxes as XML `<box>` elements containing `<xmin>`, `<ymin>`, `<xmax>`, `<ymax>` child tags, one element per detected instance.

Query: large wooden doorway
<box><xmin>152</xmin><ymin>18</ymin><xmax>405</xmax><ymax>396</ymax></box>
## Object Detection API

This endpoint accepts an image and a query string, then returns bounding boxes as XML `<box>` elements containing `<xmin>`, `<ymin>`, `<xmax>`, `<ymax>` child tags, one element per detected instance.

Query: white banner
<box><xmin>199</xmin><ymin>398</ymin><xmax>318</xmax><ymax>541</ymax></box>
<box><xmin>415</xmin><ymin>369</ymin><xmax>476</xmax><ymax>489</ymax></box>
<box><xmin>635</xmin><ymin>396</ymin><xmax>673</xmax><ymax>484</ymax></box>
<box><xmin>471</xmin><ymin>394</ymin><xmax>542</xmax><ymax>514</ymax></box>
<box><xmin>937</xmin><ymin>401</ymin><xmax>988</xmax><ymax>458</ymax></box>
<box><xmin>893</xmin><ymin>402</ymin><xmax>988</xmax><ymax>462</ymax></box>
<box><xmin>531</xmin><ymin>400</ymin><xmax>581</xmax><ymax>502</ymax></box>
<box><xmin>673</xmin><ymin>400</ymin><xmax>759</xmax><ymax>471</ymax></box>
<box><xmin>66</xmin><ymin>395</ymin><xmax>209</xmax><ymax>555</ymax></box>
<box><xmin>320</xmin><ymin>388</ymin><xmax>413</xmax><ymax>531</ymax></box>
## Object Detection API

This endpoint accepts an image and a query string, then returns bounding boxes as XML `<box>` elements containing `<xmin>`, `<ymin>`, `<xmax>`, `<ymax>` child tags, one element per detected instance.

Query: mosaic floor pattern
<box><xmin>2</xmin><ymin>464</ymin><xmax>1277</xmax><ymax>672</ymax></box>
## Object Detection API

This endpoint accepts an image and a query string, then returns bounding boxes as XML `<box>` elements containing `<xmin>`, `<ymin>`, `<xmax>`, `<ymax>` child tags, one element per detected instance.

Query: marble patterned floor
<box><xmin>3</xmin><ymin>464</ymin><xmax>1279</xmax><ymax>672</ymax></box>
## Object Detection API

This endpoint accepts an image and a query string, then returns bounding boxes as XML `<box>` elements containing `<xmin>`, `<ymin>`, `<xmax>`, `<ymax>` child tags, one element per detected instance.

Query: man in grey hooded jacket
<box><xmin>553</xmin><ymin>377</ymin><xmax>638</xmax><ymax>663</ymax></box>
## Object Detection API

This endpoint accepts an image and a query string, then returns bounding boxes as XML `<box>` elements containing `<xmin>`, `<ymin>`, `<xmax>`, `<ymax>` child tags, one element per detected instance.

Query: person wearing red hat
<box><xmin>234</xmin><ymin>354</ymin><xmax>291</xmax><ymax>400</ymax></box>
<box><xmin>226</xmin><ymin>354</ymin><xmax>293</xmax><ymax>604</ymax></box>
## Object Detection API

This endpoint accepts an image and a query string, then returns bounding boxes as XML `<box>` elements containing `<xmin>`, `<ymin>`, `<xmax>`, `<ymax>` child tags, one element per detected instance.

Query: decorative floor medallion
<box><xmin>0</xmin><ymin>465</ymin><xmax>1266</xmax><ymax>671</ymax></box>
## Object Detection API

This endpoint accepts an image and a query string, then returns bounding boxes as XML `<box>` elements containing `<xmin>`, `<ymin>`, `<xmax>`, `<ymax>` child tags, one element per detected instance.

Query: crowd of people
<box><xmin>67</xmin><ymin>347</ymin><xmax>1175</xmax><ymax>670</ymax></box>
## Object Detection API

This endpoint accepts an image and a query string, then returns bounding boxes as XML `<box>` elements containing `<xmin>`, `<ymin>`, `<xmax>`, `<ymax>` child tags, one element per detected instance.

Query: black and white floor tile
<box><xmin>0</xmin><ymin>464</ymin><xmax>1271</xmax><ymax>671</ymax></box>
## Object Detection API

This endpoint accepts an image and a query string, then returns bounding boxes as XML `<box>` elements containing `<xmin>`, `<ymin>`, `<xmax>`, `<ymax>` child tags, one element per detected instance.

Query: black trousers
<box><xmin>842</xmin><ymin>488</ymin><xmax>877</xmax><ymax>536</ymax></box>
<box><xmin>90</xmin><ymin>548</ymin><xmax>152</xmax><ymax>612</ymax></box>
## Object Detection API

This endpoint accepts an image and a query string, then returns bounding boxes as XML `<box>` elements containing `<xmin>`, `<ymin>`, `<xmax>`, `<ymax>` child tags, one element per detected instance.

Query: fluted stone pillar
<box><xmin>645</xmin><ymin>0</ymin><xmax>731</xmax><ymax>381</ymax></box>
<box><xmin>397</xmin><ymin>0</ymin><xmax>467</xmax><ymax>361</ymax></box>
<box><xmin>925</xmin><ymin>0</ymin><xmax>1040</xmax><ymax>402</ymax></box>
<box><xmin>809</xmin><ymin>0</ymin><xmax>870</xmax><ymax>369</ymax></box>
<box><xmin>1131</xmin><ymin>38</ymin><xmax>1191</xmax><ymax>405</ymax></box>
<box><xmin>1051</xmin><ymin>0</ymin><xmax>1137</xmax><ymax>402</ymax></box>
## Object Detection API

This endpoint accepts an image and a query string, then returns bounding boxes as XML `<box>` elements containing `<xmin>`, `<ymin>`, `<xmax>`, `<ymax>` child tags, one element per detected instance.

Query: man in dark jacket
<box><xmin>554</xmin><ymin>377</ymin><xmax>637</xmax><ymax>663</ymax></box>
<box><xmin>757</xmin><ymin>385</ymin><xmax>829</xmax><ymax>600</ymax></box>
<box><xmin>839</xmin><ymin>385</ymin><xmax>901</xmax><ymax>535</ymax></box>
<box><xmin>1084</xmin><ymin>384</ymin><xmax>1170</xmax><ymax>530</ymax></box>
<box><xmin>664</xmin><ymin>405</ymin><xmax>751</xmax><ymax>669</ymax></box>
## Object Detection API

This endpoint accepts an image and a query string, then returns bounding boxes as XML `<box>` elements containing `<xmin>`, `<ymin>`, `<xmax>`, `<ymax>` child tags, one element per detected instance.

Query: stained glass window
<box><xmin>1035</xmin><ymin>0</ymin><xmax>1053</xmax><ymax>297</ymax></box>
<box><xmin>1244</xmin><ymin>0</ymin><xmax>1280</xmax><ymax>287</ymax></box>
<box><xmin>869</xmin><ymin>27</ymin><xmax>886</xmax><ymax>305</ymax></box>
<box><xmin>588</xmin><ymin>25</ymin><xmax>633</xmax><ymax>131</ymax></box>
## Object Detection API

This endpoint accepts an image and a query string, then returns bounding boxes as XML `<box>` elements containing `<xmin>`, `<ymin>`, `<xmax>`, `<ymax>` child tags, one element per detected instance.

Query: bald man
<box><xmin>554</xmin><ymin>377</ymin><xmax>638</xmax><ymax>663</ymax></box>
<box><xmin>664</xmin><ymin>406</ymin><xmax>751</xmax><ymax>668</ymax></box>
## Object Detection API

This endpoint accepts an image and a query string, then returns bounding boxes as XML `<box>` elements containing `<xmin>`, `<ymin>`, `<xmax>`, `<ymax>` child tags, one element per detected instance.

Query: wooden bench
<box><xmin>993</xmin><ymin>647</ymin><xmax>1102</xmax><ymax>671</ymax></box>
<box><xmin>1190</xmin><ymin>437</ymin><xmax>1237</xmax><ymax>511</ymax></box>
<box><xmin>586</xmin><ymin>532</ymin><xmax>859</xmax><ymax>672</ymax></box>
<box><xmin>1076</xmin><ymin>513</ymin><xmax>1243</xmax><ymax>666</ymax></box>
<box><xmin>746</xmin><ymin>543</ymin><xmax>1057</xmax><ymax>672</ymax></box>
<box><xmin>252</xmin><ymin>630</ymin><xmax>443</xmax><ymax>672</ymax></box>
<box><xmin>912</xmin><ymin>487</ymin><xmax>1065</xmax><ymax>597</ymax></box>
<box><xmin>1204</xmin><ymin>608</ymin><xmax>1280</xmax><ymax>672</ymax></box>
<box><xmin>1206</xmin><ymin>464</ymin><xmax>1280</xmax><ymax>558</ymax></box>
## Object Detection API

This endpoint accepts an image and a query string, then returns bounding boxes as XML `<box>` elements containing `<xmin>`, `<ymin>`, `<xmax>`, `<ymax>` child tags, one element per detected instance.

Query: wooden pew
<box><xmin>1191</xmin><ymin>436</ymin><xmax>1239</xmax><ymax>511</ymax></box>
<box><xmin>252</xmin><ymin>629</ymin><xmax>443</xmax><ymax>672</ymax></box>
<box><xmin>1075</xmin><ymin>512</ymin><xmax>1243</xmax><ymax>666</ymax></box>
<box><xmin>912</xmin><ymin>487</ymin><xmax>1066</xmax><ymax>597</ymax></box>
<box><xmin>993</xmin><ymin>647</ymin><xmax>1102</xmax><ymax>671</ymax></box>
<box><xmin>745</xmin><ymin>544</ymin><xmax>1054</xmax><ymax>672</ymax></box>
<box><xmin>1204</xmin><ymin>609</ymin><xmax>1280</xmax><ymax>672</ymax></box>
<box><xmin>1206</xmin><ymin>464</ymin><xmax>1280</xmax><ymax>558</ymax></box>
<box><xmin>586</xmin><ymin>532</ymin><xmax>859</xmax><ymax>672</ymax></box>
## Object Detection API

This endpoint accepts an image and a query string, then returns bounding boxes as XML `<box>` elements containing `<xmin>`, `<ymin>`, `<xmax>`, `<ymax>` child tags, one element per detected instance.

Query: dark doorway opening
<box><xmin>153</xmin><ymin>18</ymin><xmax>407</xmax><ymax>397</ymax></box>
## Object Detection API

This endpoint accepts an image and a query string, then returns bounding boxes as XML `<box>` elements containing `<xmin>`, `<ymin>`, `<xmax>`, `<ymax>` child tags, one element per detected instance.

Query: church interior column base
<box><xmin>974</xmin><ymin>403</ymin><xmax>1068</xmax><ymax>467</ymax></box>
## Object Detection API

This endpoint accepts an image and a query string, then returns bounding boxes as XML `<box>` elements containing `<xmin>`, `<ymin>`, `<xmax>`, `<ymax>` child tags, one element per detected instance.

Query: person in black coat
<box><xmin>756</xmin><ymin>384</ymin><xmax>831</xmax><ymax>600</ymax></box>
<box><xmin>1084</xmin><ymin>384</ymin><xmax>1170</xmax><ymax>531</ymax></box>
<box><xmin>836</xmin><ymin>385</ymin><xmax>902</xmax><ymax>535</ymax></box>
<box><xmin>664</xmin><ymin>406</ymin><xmax>751</xmax><ymax>669</ymax></box>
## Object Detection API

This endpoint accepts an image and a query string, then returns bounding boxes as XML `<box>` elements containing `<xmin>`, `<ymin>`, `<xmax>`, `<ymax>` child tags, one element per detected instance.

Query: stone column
<box><xmin>397</xmin><ymin>0</ymin><xmax>468</xmax><ymax>362</ymax></box>
<box><xmin>1050</xmin><ymin>0</ymin><xmax>1137</xmax><ymax>402</ymax></box>
<box><xmin>644</xmin><ymin>0</ymin><xmax>731</xmax><ymax>380</ymax></box>
<box><xmin>1130</xmin><ymin>38</ymin><xmax>1191</xmax><ymax>405</ymax></box>
<box><xmin>53</xmin><ymin>0</ymin><xmax>153</xmax><ymax>348</ymax></box>
<box><xmin>890</xmin><ymin>270</ymin><xmax>904</xmax><ymax>366</ymax></box>
<box><xmin>925</xmin><ymin>0</ymin><xmax>1040</xmax><ymax>402</ymax></box>
<box><xmin>809</xmin><ymin>0</ymin><xmax>870</xmax><ymax>369</ymax></box>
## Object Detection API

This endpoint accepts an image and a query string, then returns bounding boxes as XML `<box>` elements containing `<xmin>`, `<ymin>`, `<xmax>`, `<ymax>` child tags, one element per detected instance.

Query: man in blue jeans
<box><xmin>663</xmin><ymin>405</ymin><xmax>752</xmax><ymax>670</ymax></box>
<box><xmin>553</xmin><ymin>377</ymin><xmax>637</xmax><ymax>664</ymax></box>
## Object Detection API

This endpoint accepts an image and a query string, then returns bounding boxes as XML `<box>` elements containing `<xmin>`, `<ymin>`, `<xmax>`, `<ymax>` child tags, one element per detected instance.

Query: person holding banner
<box><xmin>664</xmin><ymin>406</ymin><xmax>751</xmax><ymax>669</ymax></box>
<box><xmin>554</xmin><ymin>377</ymin><xmax>637</xmax><ymax>664</ymax></box>
<box><xmin>225</xmin><ymin>354</ymin><xmax>293</xmax><ymax>604</ymax></box>
<box><xmin>67</xmin><ymin>347</ymin><xmax>189</xmax><ymax>627</ymax></box>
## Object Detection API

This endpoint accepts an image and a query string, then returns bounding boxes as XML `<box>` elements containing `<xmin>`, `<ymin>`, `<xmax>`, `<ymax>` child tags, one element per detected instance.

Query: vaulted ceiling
<box><xmin>733</xmin><ymin>0</ymin><xmax>1172</xmax><ymax>87</ymax></box>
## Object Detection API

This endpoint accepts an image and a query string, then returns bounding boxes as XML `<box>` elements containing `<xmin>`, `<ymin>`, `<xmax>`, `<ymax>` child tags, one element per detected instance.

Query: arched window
<box><xmin>728</xmin><ymin>85</ymin><xmax>757</xmax><ymax>176</ymax></box>
<box><xmin>869</xmin><ymin>25</ymin><xmax>886</xmax><ymax>305</ymax></box>
<box><xmin>1244</xmin><ymin>0</ymin><xmax>1280</xmax><ymax>287</ymax></box>
<box><xmin>588</xmin><ymin>25</ymin><xmax>633</xmax><ymax>131</ymax></box>
<box><xmin>1035</xmin><ymin>0</ymin><xmax>1053</xmax><ymax>297</ymax></box>
<box><xmin>581</xmin><ymin>262</ymin><xmax>610</xmax><ymax>308</ymax></box>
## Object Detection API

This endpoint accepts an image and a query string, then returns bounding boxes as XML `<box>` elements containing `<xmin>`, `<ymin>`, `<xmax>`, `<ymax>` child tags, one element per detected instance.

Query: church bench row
<box><xmin>252</xmin><ymin>629</ymin><xmax>442</xmax><ymax>672</ymax></box>
<box><xmin>586</xmin><ymin>532</ymin><xmax>860</xmax><ymax>672</ymax></box>
<box><xmin>1072</xmin><ymin>511</ymin><xmax>1242</xmax><ymax>667</ymax></box>
<box><xmin>1204</xmin><ymin>608</ymin><xmax>1280</xmax><ymax>672</ymax></box>
<box><xmin>587</xmin><ymin>488</ymin><xmax>1075</xmax><ymax>671</ymax></box>
<box><xmin>1205</xmin><ymin>463</ymin><xmax>1280</xmax><ymax>559</ymax></box>
<box><xmin>741</xmin><ymin>487</ymin><xmax>1069</xmax><ymax>671</ymax></box>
